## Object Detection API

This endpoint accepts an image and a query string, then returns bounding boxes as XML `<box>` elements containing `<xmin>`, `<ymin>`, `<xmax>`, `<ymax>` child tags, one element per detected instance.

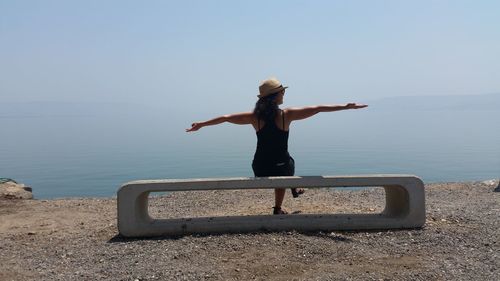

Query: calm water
<box><xmin>1</xmin><ymin>104</ymin><xmax>499</xmax><ymax>199</ymax></box>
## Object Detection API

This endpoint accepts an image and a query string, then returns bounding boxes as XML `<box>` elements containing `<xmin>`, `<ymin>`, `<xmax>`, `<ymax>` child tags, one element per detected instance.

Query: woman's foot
<box><xmin>291</xmin><ymin>188</ymin><xmax>305</xmax><ymax>198</ymax></box>
<box><xmin>273</xmin><ymin>206</ymin><xmax>289</xmax><ymax>215</ymax></box>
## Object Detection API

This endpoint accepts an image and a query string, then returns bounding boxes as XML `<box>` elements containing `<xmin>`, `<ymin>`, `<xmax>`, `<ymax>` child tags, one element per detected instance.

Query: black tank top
<box><xmin>253</xmin><ymin>110</ymin><xmax>290</xmax><ymax>165</ymax></box>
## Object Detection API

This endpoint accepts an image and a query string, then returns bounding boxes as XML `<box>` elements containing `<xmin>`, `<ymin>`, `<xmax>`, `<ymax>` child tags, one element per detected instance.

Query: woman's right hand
<box><xmin>345</xmin><ymin>103</ymin><xmax>368</xmax><ymax>109</ymax></box>
<box><xmin>186</xmin><ymin>122</ymin><xmax>203</xmax><ymax>132</ymax></box>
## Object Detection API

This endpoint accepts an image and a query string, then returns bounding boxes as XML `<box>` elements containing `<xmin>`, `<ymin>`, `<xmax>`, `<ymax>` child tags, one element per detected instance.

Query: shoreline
<box><xmin>1</xmin><ymin>180</ymin><xmax>499</xmax><ymax>280</ymax></box>
<box><xmin>5</xmin><ymin>178</ymin><xmax>500</xmax><ymax>201</ymax></box>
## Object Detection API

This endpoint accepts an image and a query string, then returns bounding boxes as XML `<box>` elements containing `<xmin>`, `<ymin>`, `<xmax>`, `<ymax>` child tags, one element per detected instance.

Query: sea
<box><xmin>1</xmin><ymin>95</ymin><xmax>499</xmax><ymax>199</ymax></box>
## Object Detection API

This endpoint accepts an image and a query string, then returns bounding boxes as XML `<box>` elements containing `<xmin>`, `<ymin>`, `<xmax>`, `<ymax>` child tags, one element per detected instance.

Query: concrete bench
<box><xmin>117</xmin><ymin>175</ymin><xmax>425</xmax><ymax>237</ymax></box>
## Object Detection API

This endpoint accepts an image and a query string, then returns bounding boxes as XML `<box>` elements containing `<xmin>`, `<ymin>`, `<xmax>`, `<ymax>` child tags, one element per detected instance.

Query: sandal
<box><xmin>291</xmin><ymin>188</ymin><xmax>305</xmax><ymax>198</ymax></box>
<box><xmin>273</xmin><ymin>206</ymin><xmax>289</xmax><ymax>215</ymax></box>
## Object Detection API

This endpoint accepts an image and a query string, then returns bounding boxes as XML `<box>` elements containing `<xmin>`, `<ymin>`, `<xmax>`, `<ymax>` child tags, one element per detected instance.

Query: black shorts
<box><xmin>252</xmin><ymin>157</ymin><xmax>295</xmax><ymax>177</ymax></box>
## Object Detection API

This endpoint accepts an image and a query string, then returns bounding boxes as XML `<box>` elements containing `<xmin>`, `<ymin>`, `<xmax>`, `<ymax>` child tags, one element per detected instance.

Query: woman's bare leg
<box><xmin>274</xmin><ymin>188</ymin><xmax>286</xmax><ymax>207</ymax></box>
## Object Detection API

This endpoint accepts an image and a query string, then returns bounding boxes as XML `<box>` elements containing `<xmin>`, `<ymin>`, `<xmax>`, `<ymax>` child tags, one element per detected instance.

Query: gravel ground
<box><xmin>0</xmin><ymin>181</ymin><xmax>499</xmax><ymax>280</ymax></box>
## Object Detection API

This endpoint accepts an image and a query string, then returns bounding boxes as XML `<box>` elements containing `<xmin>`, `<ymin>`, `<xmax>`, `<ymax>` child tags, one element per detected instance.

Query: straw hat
<box><xmin>258</xmin><ymin>78</ymin><xmax>288</xmax><ymax>98</ymax></box>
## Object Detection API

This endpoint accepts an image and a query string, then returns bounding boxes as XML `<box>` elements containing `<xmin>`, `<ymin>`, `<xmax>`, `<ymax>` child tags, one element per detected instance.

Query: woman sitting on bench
<box><xmin>186</xmin><ymin>77</ymin><xmax>367</xmax><ymax>214</ymax></box>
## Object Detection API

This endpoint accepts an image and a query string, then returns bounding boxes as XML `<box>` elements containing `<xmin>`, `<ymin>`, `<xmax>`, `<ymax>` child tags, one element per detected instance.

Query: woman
<box><xmin>186</xmin><ymin>78</ymin><xmax>367</xmax><ymax>214</ymax></box>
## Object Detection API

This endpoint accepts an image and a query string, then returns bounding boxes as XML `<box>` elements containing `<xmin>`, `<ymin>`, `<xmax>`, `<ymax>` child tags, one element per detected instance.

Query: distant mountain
<box><xmin>368</xmin><ymin>93</ymin><xmax>500</xmax><ymax>111</ymax></box>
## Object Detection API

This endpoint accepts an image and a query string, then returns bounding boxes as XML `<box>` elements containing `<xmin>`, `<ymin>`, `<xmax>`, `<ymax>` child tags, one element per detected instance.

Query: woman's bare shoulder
<box><xmin>283</xmin><ymin>106</ymin><xmax>311</xmax><ymax>112</ymax></box>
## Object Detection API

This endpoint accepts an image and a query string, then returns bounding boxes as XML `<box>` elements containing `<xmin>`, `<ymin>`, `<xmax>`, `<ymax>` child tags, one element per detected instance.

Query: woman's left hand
<box><xmin>346</xmin><ymin>103</ymin><xmax>368</xmax><ymax>109</ymax></box>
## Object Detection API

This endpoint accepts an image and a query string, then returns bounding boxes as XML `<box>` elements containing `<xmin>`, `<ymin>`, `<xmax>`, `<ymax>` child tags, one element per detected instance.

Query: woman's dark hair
<box><xmin>253</xmin><ymin>93</ymin><xmax>279</xmax><ymax>122</ymax></box>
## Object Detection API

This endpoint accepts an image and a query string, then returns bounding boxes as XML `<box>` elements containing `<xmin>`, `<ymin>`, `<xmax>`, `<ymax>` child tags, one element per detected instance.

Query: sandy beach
<box><xmin>1</xmin><ymin>181</ymin><xmax>499</xmax><ymax>280</ymax></box>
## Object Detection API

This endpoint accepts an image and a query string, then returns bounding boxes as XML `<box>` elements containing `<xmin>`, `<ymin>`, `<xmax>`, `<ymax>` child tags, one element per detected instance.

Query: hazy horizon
<box><xmin>1</xmin><ymin>91</ymin><xmax>499</xmax><ymax>116</ymax></box>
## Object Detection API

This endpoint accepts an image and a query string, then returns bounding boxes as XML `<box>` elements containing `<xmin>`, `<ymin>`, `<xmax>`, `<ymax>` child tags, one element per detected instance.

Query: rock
<box><xmin>481</xmin><ymin>179</ymin><xmax>498</xmax><ymax>186</ymax></box>
<box><xmin>0</xmin><ymin>182</ymin><xmax>33</xmax><ymax>199</ymax></box>
<box><xmin>479</xmin><ymin>179</ymin><xmax>500</xmax><ymax>192</ymax></box>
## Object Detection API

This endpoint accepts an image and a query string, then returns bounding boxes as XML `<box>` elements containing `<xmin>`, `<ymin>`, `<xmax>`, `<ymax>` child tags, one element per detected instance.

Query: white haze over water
<box><xmin>1</xmin><ymin>94</ymin><xmax>499</xmax><ymax>199</ymax></box>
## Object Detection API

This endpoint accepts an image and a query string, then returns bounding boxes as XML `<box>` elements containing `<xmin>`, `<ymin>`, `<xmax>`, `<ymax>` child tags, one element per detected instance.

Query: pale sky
<box><xmin>1</xmin><ymin>0</ymin><xmax>499</xmax><ymax>114</ymax></box>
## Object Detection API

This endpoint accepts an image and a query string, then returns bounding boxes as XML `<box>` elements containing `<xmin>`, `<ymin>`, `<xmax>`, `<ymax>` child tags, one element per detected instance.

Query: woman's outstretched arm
<box><xmin>186</xmin><ymin>112</ymin><xmax>254</xmax><ymax>132</ymax></box>
<box><xmin>286</xmin><ymin>103</ymin><xmax>368</xmax><ymax>121</ymax></box>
